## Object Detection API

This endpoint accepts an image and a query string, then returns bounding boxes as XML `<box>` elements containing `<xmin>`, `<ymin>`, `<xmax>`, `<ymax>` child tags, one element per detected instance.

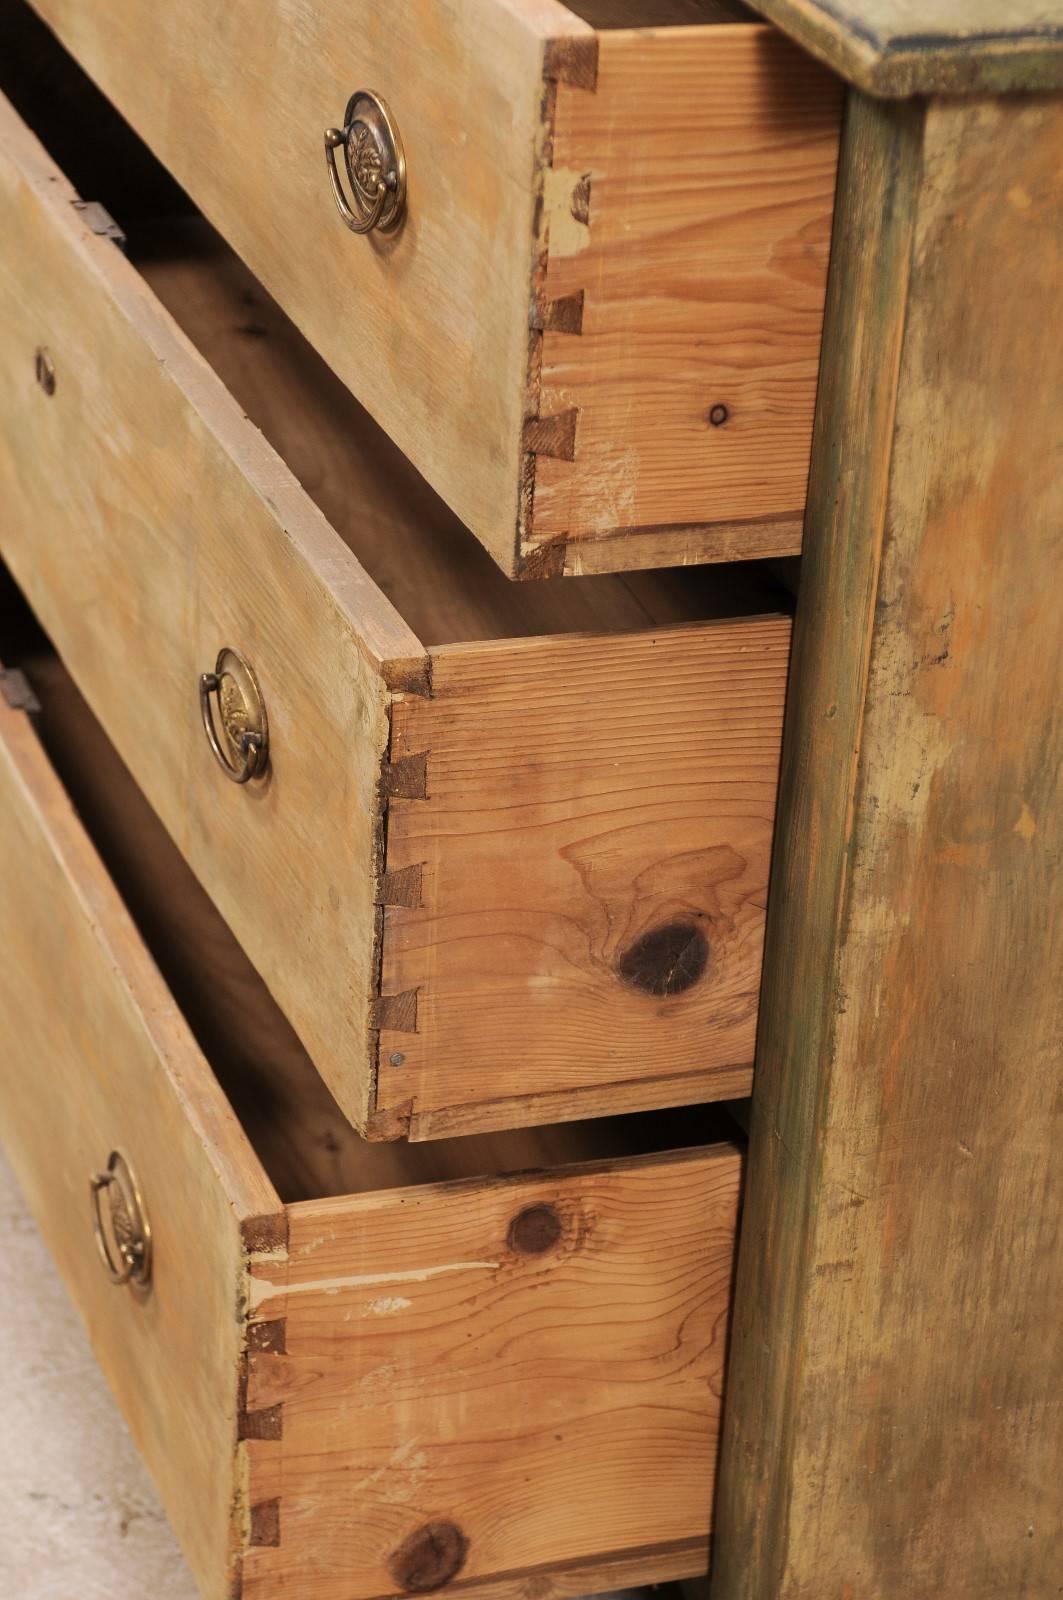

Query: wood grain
<box><xmin>244</xmin><ymin>1146</ymin><xmax>741</xmax><ymax>1600</ymax></box>
<box><xmin>528</xmin><ymin>25</ymin><xmax>842</xmax><ymax>572</ymax></box>
<box><xmin>7</xmin><ymin>631</ymin><xmax>731</xmax><ymax>1206</ymax></box>
<box><xmin>0</xmin><ymin>636</ymin><xmax>742</xmax><ymax>1599</ymax></box>
<box><xmin>20</xmin><ymin>0</ymin><xmax>838</xmax><ymax>575</ymax></box>
<box><xmin>377</xmin><ymin>618</ymin><xmax>790</xmax><ymax>1139</ymax></box>
<box><xmin>0</xmin><ymin>689</ymin><xmax>281</xmax><ymax>1600</ymax></box>
<box><xmin>0</xmin><ymin>96</ymin><xmax>415</xmax><ymax>1133</ymax></box>
<box><xmin>0</xmin><ymin>80</ymin><xmax>792</xmax><ymax>1141</ymax></box>
<box><xmin>21</xmin><ymin>0</ymin><xmax>584</xmax><ymax>572</ymax></box>
<box><xmin>714</xmin><ymin>91</ymin><xmax>1063</xmax><ymax>1600</ymax></box>
<box><xmin>135</xmin><ymin>214</ymin><xmax>787</xmax><ymax>647</ymax></box>
<box><xmin>743</xmin><ymin>0</ymin><xmax>1063</xmax><ymax>95</ymax></box>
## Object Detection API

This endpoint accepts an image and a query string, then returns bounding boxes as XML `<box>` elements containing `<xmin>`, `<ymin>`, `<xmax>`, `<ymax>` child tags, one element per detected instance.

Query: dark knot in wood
<box><xmin>507</xmin><ymin>1202</ymin><xmax>563</xmax><ymax>1256</ymax></box>
<box><xmin>617</xmin><ymin>920</ymin><xmax>709</xmax><ymax>997</ymax></box>
<box><xmin>388</xmin><ymin>1521</ymin><xmax>469</xmax><ymax>1593</ymax></box>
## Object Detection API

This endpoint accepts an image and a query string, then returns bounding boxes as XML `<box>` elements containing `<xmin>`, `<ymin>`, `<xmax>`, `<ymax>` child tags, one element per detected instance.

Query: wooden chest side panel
<box><xmin>526</xmin><ymin>25</ymin><xmax>842</xmax><ymax>573</ymax></box>
<box><xmin>376</xmin><ymin>619</ymin><xmax>790</xmax><ymax>1139</ymax></box>
<box><xmin>0</xmin><ymin>696</ymin><xmax>279</xmax><ymax>1600</ymax></box>
<box><xmin>0</xmin><ymin>100</ymin><xmax>409</xmax><ymax>1131</ymax></box>
<box><xmin>24</xmin><ymin>0</ymin><xmax>580</xmax><ymax>571</ymax></box>
<box><xmin>243</xmin><ymin>1146</ymin><xmax>741</xmax><ymax>1599</ymax></box>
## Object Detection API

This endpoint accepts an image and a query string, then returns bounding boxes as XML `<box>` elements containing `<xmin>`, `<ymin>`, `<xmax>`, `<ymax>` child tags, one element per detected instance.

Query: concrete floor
<box><xmin>0</xmin><ymin>1150</ymin><xmax>198</xmax><ymax>1599</ymax></box>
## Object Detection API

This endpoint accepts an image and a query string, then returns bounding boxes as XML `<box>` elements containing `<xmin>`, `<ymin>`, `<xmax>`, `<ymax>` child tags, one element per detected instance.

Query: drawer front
<box><xmin>24</xmin><ymin>0</ymin><xmax>841</xmax><ymax>576</ymax></box>
<box><xmin>0</xmin><ymin>93</ymin><xmax>422</xmax><ymax>1132</ymax></box>
<box><xmin>0</xmin><ymin>691</ymin><xmax>281</xmax><ymax>1600</ymax></box>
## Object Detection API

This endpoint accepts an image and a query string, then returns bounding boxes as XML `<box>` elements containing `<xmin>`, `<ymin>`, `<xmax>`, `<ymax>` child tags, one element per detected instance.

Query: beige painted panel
<box><xmin>0</xmin><ymin>96</ymin><xmax>418</xmax><ymax>1131</ymax></box>
<box><xmin>24</xmin><ymin>0</ymin><xmax>578</xmax><ymax>572</ymax></box>
<box><xmin>244</xmin><ymin>1146</ymin><xmax>741</xmax><ymax>1599</ymax></box>
<box><xmin>0</xmin><ymin>693</ymin><xmax>280</xmax><ymax>1600</ymax></box>
<box><xmin>377</xmin><ymin>619</ymin><xmax>790</xmax><ymax>1138</ymax></box>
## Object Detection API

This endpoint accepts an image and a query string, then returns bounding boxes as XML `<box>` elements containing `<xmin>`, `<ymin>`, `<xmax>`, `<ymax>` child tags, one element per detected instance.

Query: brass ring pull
<box><xmin>90</xmin><ymin>1151</ymin><xmax>152</xmax><ymax>1289</ymax></box>
<box><xmin>199</xmin><ymin>648</ymin><xmax>269</xmax><ymax>785</ymax></box>
<box><xmin>324</xmin><ymin>90</ymin><xmax>406</xmax><ymax>235</ymax></box>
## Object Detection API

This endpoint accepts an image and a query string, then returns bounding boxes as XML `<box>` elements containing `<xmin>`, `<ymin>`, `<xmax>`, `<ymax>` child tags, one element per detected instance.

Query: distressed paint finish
<box><xmin>746</xmin><ymin>0</ymin><xmax>1063</xmax><ymax>95</ymax></box>
<box><xmin>714</xmin><ymin>92</ymin><xmax>1063</xmax><ymax>1599</ymax></box>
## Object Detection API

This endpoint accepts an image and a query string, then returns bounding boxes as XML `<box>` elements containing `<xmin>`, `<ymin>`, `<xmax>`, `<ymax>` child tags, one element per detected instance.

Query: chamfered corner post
<box><xmin>711</xmin><ymin>7</ymin><xmax>1063</xmax><ymax>1597</ymax></box>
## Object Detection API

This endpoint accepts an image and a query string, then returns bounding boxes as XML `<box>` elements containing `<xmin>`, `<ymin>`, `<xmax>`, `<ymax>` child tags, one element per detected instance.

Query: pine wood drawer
<box><xmin>18</xmin><ymin>0</ymin><xmax>841</xmax><ymax>577</ymax></box>
<box><xmin>0</xmin><ymin>74</ymin><xmax>791</xmax><ymax>1140</ymax></box>
<box><xmin>0</xmin><ymin>632</ymin><xmax>742</xmax><ymax>1600</ymax></box>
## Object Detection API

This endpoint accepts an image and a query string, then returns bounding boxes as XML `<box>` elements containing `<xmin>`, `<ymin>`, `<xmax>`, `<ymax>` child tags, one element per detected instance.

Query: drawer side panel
<box><xmin>524</xmin><ymin>25</ymin><xmax>842</xmax><ymax>574</ymax></box>
<box><xmin>244</xmin><ymin>1145</ymin><xmax>740</xmax><ymax>1599</ymax></box>
<box><xmin>377</xmin><ymin>618</ymin><xmax>790</xmax><ymax>1138</ymax></box>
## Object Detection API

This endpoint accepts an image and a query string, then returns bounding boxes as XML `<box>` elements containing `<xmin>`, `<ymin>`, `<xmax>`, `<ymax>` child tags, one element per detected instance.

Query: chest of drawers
<box><xmin>0</xmin><ymin>85</ymin><xmax>791</xmax><ymax>1138</ymax></box>
<box><xmin>1</xmin><ymin>2</ymin><xmax>1059</xmax><ymax>1599</ymax></box>
<box><xmin>0</xmin><ymin>628</ymin><xmax>741</xmax><ymax>1600</ymax></box>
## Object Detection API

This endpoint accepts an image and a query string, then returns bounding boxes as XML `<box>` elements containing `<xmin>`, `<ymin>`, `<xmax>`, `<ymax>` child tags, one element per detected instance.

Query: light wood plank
<box><xmin>745</xmin><ymin>0</ymin><xmax>1063</xmax><ymax>94</ymax></box>
<box><xmin>0</xmin><ymin>691</ymin><xmax>280</xmax><ymax>1600</ymax></box>
<box><xmin>714</xmin><ymin>91</ymin><xmax>1063</xmax><ymax>1600</ymax></box>
<box><xmin>377</xmin><ymin>619</ymin><xmax>789</xmax><ymax>1138</ymax></box>
<box><xmin>244</xmin><ymin>1147</ymin><xmax>741</xmax><ymax>1599</ymax></box>
<box><xmin>0</xmin><ymin>95</ymin><xmax>415</xmax><ymax>1132</ymax></box>
<box><xmin>529</xmin><ymin>25</ymin><xmax>842</xmax><ymax>570</ymax></box>
<box><xmin>22</xmin><ymin>0</ymin><xmax>580</xmax><ymax>572</ymax></box>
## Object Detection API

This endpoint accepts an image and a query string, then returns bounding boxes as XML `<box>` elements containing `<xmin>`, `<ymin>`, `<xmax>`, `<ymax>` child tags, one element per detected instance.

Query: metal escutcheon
<box><xmin>90</xmin><ymin>1151</ymin><xmax>152</xmax><ymax>1289</ymax></box>
<box><xmin>324</xmin><ymin>90</ymin><xmax>406</xmax><ymax>235</ymax></box>
<box><xmin>199</xmin><ymin>647</ymin><xmax>269</xmax><ymax>784</ymax></box>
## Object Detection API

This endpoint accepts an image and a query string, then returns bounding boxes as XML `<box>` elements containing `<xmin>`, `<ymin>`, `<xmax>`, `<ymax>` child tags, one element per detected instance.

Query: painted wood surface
<box><xmin>377</xmin><ymin>619</ymin><xmax>790</xmax><ymax>1139</ymax></box>
<box><xmin>0</xmin><ymin>689</ymin><xmax>281</xmax><ymax>1600</ymax></box>
<box><xmin>0</xmin><ymin>94</ymin><xmax>413</xmax><ymax>1133</ymax></box>
<box><xmin>714</xmin><ymin>90</ymin><xmax>1063</xmax><ymax>1600</ymax></box>
<box><xmin>746</xmin><ymin>0</ymin><xmax>1063</xmax><ymax>94</ymax></box>
<box><xmin>19</xmin><ymin>0</ymin><xmax>568</xmax><ymax>572</ymax></box>
<box><xmin>529</xmin><ymin>25</ymin><xmax>841</xmax><ymax>573</ymax></box>
<box><xmin>21</xmin><ymin>0</ymin><xmax>838</xmax><ymax>574</ymax></box>
<box><xmin>244</xmin><ymin>1147</ymin><xmax>741</xmax><ymax>1599</ymax></box>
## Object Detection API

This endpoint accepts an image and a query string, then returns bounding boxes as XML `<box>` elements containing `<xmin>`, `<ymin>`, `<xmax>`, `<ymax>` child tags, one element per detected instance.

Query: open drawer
<box><xmin>14</xmin><ymin>0</ymin><xmax>842</xmax><ymax>576</ymax></box>
<box><xmin>0</xmin><ymin>618</ymin><xmax>743</xmax><ymax>1600</ymax></box>
<box><xmin>0</xmin><ymin>45</ymin><xmax>791</xmax><ymax>1139</ymax></box>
